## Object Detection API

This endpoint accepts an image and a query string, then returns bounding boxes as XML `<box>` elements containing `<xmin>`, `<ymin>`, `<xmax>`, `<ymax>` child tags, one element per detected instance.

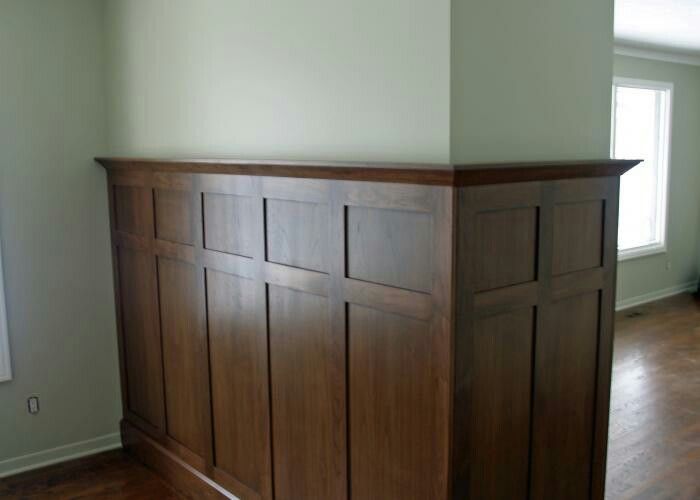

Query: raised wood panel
<box><xmin>474</xmin><ymin>207</ymin><xmax>538</xmax><ymax>292</ymax></box>
<box><xmin>114</xmin><ymin>185</ymin><xmax>151</xmax><ymax>237</ymax></box>
<box><xmin>346</xmin><ymin>206</ymin><xmax>432</xmax><ymax>293</ymax></box>
<box><xmin>157</xmin><ymin>257</ymin><xmax>208</xmax><ymax>459</ymax></box>
<box><xmin>348</xmin><ymin>304</ymin><xmax>440</xmax><ymax>500</ymax></box>
<box><xmin>531</xmin><ymin>291</ymin><xmax>601</xmax><ymax>500</ymax></box>
<box><xmin>553</xmin><ymin>201</ymin><xmax>604</xmax><ymax>275</ymax></box>
<box><xmin>154</xmin><ymin>189</ymin><xmax>194</xmax><ymax>245</ymax></box>
<box><xmin>207</xmin><ymin>270</ymin><xmax>269</xmax><ymax>497</ymax></box>
<box><xmin>117</xmin><ymin>247</ymin><xmax>164</xmax><ymax>428</ymax></box>
<box><xmin>265</xmin><ymin>199</ymin><xmax>329</xmax><ymax>273</ymax></box>
<box><xmin>203</xmin><ymin>193</ymin><xmax>254</xmax><ymax>257</ymax></box>
<box><xmin>268</xmin><ymin>285</ymin><xmax>345</xmax><ymax>500</ymax></box>
<box><xmin>468</xmin><ymin>308</ymin><xmax>534</xmax><ymax>500</ymax></box>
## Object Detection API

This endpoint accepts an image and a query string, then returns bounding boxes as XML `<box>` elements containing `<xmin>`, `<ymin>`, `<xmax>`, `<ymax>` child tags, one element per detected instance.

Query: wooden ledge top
<box><xmin>96</xmin><ymin>157</ymin><xmax>641</xmax><ymax>187</ymax></box>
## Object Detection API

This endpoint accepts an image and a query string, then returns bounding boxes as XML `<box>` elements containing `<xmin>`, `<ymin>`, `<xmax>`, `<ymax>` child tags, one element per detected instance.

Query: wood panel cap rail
<box><xmin>96</xmin><ymin>157</ymin><xmax>641</xmax><ymax>186</ymax></box>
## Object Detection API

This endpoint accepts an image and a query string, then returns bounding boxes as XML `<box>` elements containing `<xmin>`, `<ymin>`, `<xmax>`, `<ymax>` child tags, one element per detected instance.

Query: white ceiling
<box><xmin>615</xmin><ymin>0</ymin><xmax>700</xmax><ymax>55</ymax></box>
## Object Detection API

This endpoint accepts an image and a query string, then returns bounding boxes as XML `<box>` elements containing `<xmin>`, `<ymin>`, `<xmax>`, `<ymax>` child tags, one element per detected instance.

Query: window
<box><xmin>611</xmin><ymin>77</ymin><xmax>672</xmax><ymax>260</ymax></box>
<box><xmin>0</xmin><ymin>240</ymin><xmax>10</xmax><ymax>383</ymax></box>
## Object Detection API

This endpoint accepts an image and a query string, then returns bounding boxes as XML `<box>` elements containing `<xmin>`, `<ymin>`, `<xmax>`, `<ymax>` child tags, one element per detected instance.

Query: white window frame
<box><xmin>0</xmin><ymin>239</ymin><xmax>11</xmax><ymax>383</ymax></box>
<box><xmin>611</xmin><ymin>77</ymin><xmax>673</xmax><ymax>261</ymax></box>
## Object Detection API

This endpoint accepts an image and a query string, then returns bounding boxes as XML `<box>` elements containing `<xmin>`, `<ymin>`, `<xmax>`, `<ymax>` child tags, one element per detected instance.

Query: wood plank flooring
<box><xmin>0</xmin><ymin>450</ymin><xmax>181</xmax><ymax>499</ymax></box>
<box><xmin>606</xmin><ymin>292</ymin><xmax>700</xmax><ymax>499</ymax></box>
<box><xmin>0</xmin><ymin>292</ymin><xmax>698</xmax><ymax>499</ymax></box>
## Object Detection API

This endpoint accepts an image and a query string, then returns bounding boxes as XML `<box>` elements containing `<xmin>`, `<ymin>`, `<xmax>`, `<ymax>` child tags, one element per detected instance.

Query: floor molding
<box><xmin>616</xmin><ymin>280</ymin><xmax>698</xmax><ymax>311</ymax></box>
<box><xmin>0</xmin><ymin>432</ymin><xmax>122</xmax><ymax>478</ymax></box>
<box><xmin>121</xmin><ymin>420</ymin><xmax>236</xmax><ymax>499</ymax></box>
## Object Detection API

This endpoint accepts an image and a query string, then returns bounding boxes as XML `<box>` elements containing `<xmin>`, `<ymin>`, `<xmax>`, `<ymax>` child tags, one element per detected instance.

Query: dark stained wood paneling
<box><xmin>348</xmin><ymin>304</ymin><xmax>439</xmax><ymax>499</ymax></box>
<box><xmin>553</xmin><ymin>201</ymin><xmax>604</xmax><ymax>275</ymax></box>
<box><xmin>157</xmin><ymin>257</ymin><xmax>208</xmax><ymax>458</ymax></box>
<box><xmin>117</xmin><ymin>247</ymin><xmax>164</xmax><ymax>428</ymax></box>
<box><xmin>346</xmin><ymin>206</ymin><xmax>432</xmax><ymax>292</ymax></box>
<box><xmin>265</xmin><ymin>199</ymin><xmax>329</xmax><ymax>273</ymax></box>
<box><xmin>203</xmin><ymin>193</ymin><xmax>254</xmax><ymax>257</ymax></box>
<box><xmin>474</xmin><ymin>207</ymin><xmax>538</xmax><ymax>291</ymax></box>
<box><xmin>468</xmin><ymin>307</ymin><xmax>534</xmax><ymax>500</ymax></box>
<box><xmin>114</xmin><ymin>185</ymin><xmax>151</xmax><ymax>237</ymax></box>
<box><xmin>207</xmin><ymin>269</ymin><xmax>269</xmax><ymax>496</ymax></box>
<box><xmin>103</xmin><ymin>164</ymin><xmax>633</xmax><ymax>500</ymax></box>
<box><xmin>268</xmin><ymin>285</ymin><xmax>344</xmax><ymax>500</ymax></box>
<box><xmin>531</xmin><ymin>291</ymin><xmax>601</xmax><ymax>500</ymax></box>
<box><xmin>154</xmin><ymin>189</ymin><xmax>194</xmax><ymax>245</ymax></box>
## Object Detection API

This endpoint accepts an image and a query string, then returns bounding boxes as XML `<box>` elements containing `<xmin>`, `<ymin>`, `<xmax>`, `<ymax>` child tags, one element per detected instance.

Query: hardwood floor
<box><xmin>0</xmin><ymin>292</ymin><xmax>697</xmax><ymax>499</ymax></box>
<box><xmin>0</xmin><ymin>450</ymin><xmax>181</xmax><ymax>499</ymax></box>
<box><xmin>606</xmin><ymin>292</ymin><xmax>700</xmax><ymax>499</ymax></box>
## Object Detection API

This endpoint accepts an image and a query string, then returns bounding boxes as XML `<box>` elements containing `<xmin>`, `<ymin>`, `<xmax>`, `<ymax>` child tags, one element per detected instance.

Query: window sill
<box><xmin>618</xmin><ymin>244</ymin><xmax>666</xmax><ymax>262</ymax></box>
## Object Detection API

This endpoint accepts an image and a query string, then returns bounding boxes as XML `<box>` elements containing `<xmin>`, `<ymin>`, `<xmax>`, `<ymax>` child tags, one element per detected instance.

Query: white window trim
<box><xmin>0</xmin><ymin>238</ymin><xmax>11</xmax><ymax>383</ymax></box>
<box><xmin>612</xmin><ymin>76</ymin><xmax>673</xmax><ymax>262</ymax></box>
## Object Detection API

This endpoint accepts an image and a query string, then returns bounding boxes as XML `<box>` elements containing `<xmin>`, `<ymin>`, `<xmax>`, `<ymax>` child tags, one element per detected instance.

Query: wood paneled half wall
<box><xmin>97</xmin><ymin>157</ymin><xmax>639</xmax><ymax>500</ymax></box>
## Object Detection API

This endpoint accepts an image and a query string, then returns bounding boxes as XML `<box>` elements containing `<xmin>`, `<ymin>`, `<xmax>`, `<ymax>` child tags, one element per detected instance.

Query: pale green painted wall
<box><xmin>105</xmin><ymin>0</ymin><xmax>451</xmax><ymax>163</ymax></box>
<box><xmin>451</xmin><ymin>0</ymin><xmax>614</xmax><ymax>163</ymax></box>
<box><xmin>0</xmin><ymin>0</ymin><xmax>121</xmax><ymax>464</ymax></box>
<box><xmin>614</xmin><ymin>55</ymin><xmax>700</xmax><ymax>302</ymax></box>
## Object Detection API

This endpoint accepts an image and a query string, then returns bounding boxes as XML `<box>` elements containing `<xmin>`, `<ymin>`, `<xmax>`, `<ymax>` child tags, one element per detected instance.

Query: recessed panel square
<box><xmin>475</xmin><ymin>208</ymin><xmax>538</xmax><ymax>292</ymax></box>
<box><xmin>552</xmin><ymin>201</ymin><xmax>603</xmax><ymax>275</ymax></box>
<box><xmin>346</xmin><ymin>206</ymin><xmax>432</xmax><ymax>293</ymax></box>
<box><xmin>203</xmin><ymin>193</ymin><xmax>254</xmax><ymax>257</ymax></box>
<box><xmin>266</xmin><ymin>199</ymin><xmax>328</xmax><ymax>273</ymax></box>
<box><xmin>154</xmin><ymin>189</ymin><xmax>193</xmax><ymax>245</ymax></box>
<box><xmin>114</xmin><ymin>185</ymin><xmax>151</xmax><ymax>237</ymax></box>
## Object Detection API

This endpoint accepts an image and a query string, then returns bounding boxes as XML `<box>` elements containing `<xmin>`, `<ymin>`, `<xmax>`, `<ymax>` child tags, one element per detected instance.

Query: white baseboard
<box><xmin>616</xmin><ymin>280</ymin><xmax>698</xmax><ymax>311</ymax></box>
<box><xmin>0</xmin><ymin>432</ymin><xmax>122</xmax><ymax>478</ymax></box>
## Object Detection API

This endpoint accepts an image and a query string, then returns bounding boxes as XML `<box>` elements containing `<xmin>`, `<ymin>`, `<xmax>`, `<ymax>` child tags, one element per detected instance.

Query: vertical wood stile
<box><xmin>329</xmin><ymin>182</ymin><xmax>349</xmax><ymax>499</ymax></box>
<box><xmin>192</xmin><ymin>174</ymin><xmax>215</xmax><ymax>478</ymax></box>
<box><xmin>253</xmin><ymin>177</ymin><xmax>275</xmax><ymax>500</ymax></box>
<box><xmin>590</xmin><ymin>178</ymin><xmax>621</xmax><ymax>499</ymax></box>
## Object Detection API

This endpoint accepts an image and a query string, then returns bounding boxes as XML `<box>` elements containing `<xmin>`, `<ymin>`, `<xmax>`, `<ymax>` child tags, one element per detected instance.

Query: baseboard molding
<box><xmin>0</xmin><ymin>432</ymin><xmax>122</xmax><ymax>478</ymax></box>
<box><xmin>121</xmin><ymin>420</ymin><xmax>237</xmax><ymax>499</ymax></box>
<box><xmin>616</xmin><ymin>280</ymin><xmax>698</xmax><ymax>311</ymax></box>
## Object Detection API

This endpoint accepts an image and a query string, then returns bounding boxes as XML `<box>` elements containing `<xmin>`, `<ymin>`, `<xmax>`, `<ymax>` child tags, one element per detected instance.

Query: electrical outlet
<box><xmin>27</xmin><ymin>396</ymin><xmax>40</xmax><ymax>415</ymax></box>
<box><xmin>666</xmin><ymin>261</ymin><xmax>672</xmax><ymax>271</ymax></box>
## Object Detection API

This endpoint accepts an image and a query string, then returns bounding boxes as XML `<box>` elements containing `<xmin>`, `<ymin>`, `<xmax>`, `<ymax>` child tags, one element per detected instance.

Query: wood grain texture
<box><xmin>606</xmin><ymin>293</ymin><xmax>700</xmax><ymax>500</ymax></box>
<box><xmin>468</xmin><ymin>308</ymin><xmax>534</xmax><ymax>500</ymax></box>
<box><xmin>203</xmin><ymin>193</ymin><xmax>254</xmax><ymax>257</ymax></box>
<box><xmin>122</xmin><ymin>420</ymin><xmax>233</xmax><ymax>499</ymax></box>
<box><xmin>158</xmin><ymin>258</ymin><xmax>209</xmax><ymax>461</ymax></box>
<box><xmin>0</xmin><ymin>449</ymin><xmax>182</xmax><ymax>499</ymax></box>
<box><xmin>268</xmin><ymin>285</ymin><xmax>345</xmax><ymax>500</ymax></box>
<box><xmin>348</xmin><ymin>305</ymin><xmax>438</xmax><ymax>500</ymax></box>
<box><xmin>265</xmin><ymin>199</ymin><xmax>329</xmax><ymax>273</ymax></box>
<box><xmin>453</xmin><ymin>177</ymin><xmax>621</xmax><ymax>500</ymax></box>
<box><xmin>553</xmin><ymin>200</ymin><xmax>604</xmax><ymax>275</ymax></box>
<box><xmin>474</xmin><ymin>207</ymin><xmax>538</xmax><ymax>291</ymax></box>
<box><xmin>155</xmin><ymin>189</ymin><xmax>194</xmax><ymax>245</ymax></box>
<box><xmin>531</xmin><ymin>292</ymin><xmax>601</xmax><ymax>500</ymax></box>
<box><xmin>207</xmin><ymin>270</ymin><xmax>269</xmax><ymax>498</ymax></box>
<box><xmin>103</xmin><ymin>165</ymin><xmax>633</xmax><ymax>500</ymax></box>
<box><xmin>7</xmin><ymin>295</ymin><xmax>696</xmax><ymax>499</ymax></box>
<box><xmin>97</xmin><ymin>157</ymin><xmax>640</xmax><ymax>186</ymax></box>
<box><xmin>116</xmin><ymin>247</ymin><xmax>165</xmax><ymax>429</ymax></box>
<box><xmin>114</xmin><ymin>185</ymin><xmax>151</xmax><ymax>237</ymax></box>
<box><xmin>346</xmin><ymin>206</ymin><xmax>433</xmax><ymax>292</ymax></box>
